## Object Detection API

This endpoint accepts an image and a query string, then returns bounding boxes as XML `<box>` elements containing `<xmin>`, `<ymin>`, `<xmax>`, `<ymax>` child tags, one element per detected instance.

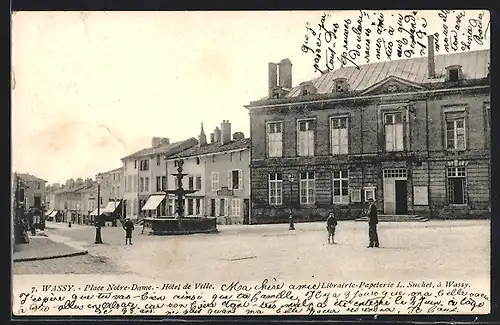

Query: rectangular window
<box><xmin>231</xmin><ymin>198</ymin><xmax>241</xmax><ymax>216</ymax></box>
<box><xmin>196</xmin><ymin>176</ymin><xmax>202</xmax><ymax>190</ymax></box>
<box><xmin>447</xmin><ymin>167</ymin><xmax>467</xmax><ymax>204</ymax></box>
<box><xmin>230</xmin><ymin>153</ymin><xmax>233</xmax><ymax>162</ymax></box>
<box><xmin>229</xmin><ymin>170</ymin><xmax>242</xmax><ymax>190</ymax></box>
<box><xmin>139</xmin><ymin>177</ymin><xmax>144</xmax><ymax>193</ymax></box>
<box><xmin>364</xmin><ymin>187</ymin><xmax>376</xmax><ymax>202</ymax></box>
<box><xmin>161</xmin><ymin>176</ymin><xmax>167</xmax><ymax>191</ymax></box>
<box><xmin>134</xmin><ymin>160</ymin><xmax>137</xmax><ymax>169</ymax></box>
<box><xmin>350</xmin><ymin>189</ymin><xmax>361</xmax><ymax>202</ymax></box>
<box><xmin>299</xmin><ymin>171</ymin><xmax>315</xmax><ymax>205</ymax></box>
<box><xmin>124</xmin><ymin>177</ymin><xmax>128</xmax><ymax>193</ymax></box>
<box><xmin>332</xmin><ymin>170</ymin><xmax>349</xmax><ymax>204</ymax></box>
<box><xmin>156</xmin><ymin>176</ymin><xmax>161</xmax><ymax>192</ymax></box>
<box><xmin>156</xmin><ymin>155</ymin><xmax>161</xmax><ymax>166</ymax></box>
<box><xmin>188</xmin><ymin>176</ymin><xmax>194</xmax><ymax>190</ymax></box>
<box><xmin>269</xmin><ymin>172</ymin><xmax>283</xmax><ymax>205</ymax></box>
<box><xmin>267</xmin><ymin>122</ymin><xmax>283</xmax><ymax>157</ymax></box>
<box><xmin>384</xmin><ymin>112</ymin><xmax>404</xmax><ymax>152</ymax></box>
<box><xmin>331</xmin><ymin>116</ymin><xmax>349</xmax><ymax>155</ymax></box>
<box><xmin>297</xmin><ymin>119</ymin><xmax>315</xmax><ymax>156</ymax></box>
<box><xmin>128</xmin><ymin>175</ymin><xmax>133</xmax><ymax>192</ymax></box>
<box><xmin>211</xmin><ymin>172</ymin><xmax>219</xmax><ymax>191</ymax></box>
<box><xmin>445</xmin><ymin>111</ymin><xmax>466</xmax><ymax>150</ymax></box>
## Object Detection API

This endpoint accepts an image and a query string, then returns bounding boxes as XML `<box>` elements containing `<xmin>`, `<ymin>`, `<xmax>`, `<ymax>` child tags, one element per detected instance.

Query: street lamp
<box><xmin>95</xmin><ymin>174</ymin><xmax>103</xmax><ymax>244</ymax></box>
<box><xmin>287</xmin><ymin>173</ymin><xmax>296</xmax><ymax>230</ymax></box>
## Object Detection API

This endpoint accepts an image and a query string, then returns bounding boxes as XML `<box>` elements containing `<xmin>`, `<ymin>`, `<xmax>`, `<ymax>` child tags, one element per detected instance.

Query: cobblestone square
<box><xmin>14</xmin><ymin>220</ymin><xmax>490</xmax><ymax>285</ymax></box>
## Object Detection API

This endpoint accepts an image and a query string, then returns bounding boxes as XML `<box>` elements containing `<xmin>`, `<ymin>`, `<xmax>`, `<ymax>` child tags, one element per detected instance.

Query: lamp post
<box><xmin>114</xmin><ymin>196</ymin><xmax>118</xmax><ymax>227</ymax></box>
<box><xmin>287</xmin><ymin>173</ymin><xmax>296</xmax><ymax>230</ymax></box>
<box><xmin>95</xmin><ymin>174</ymin><xmax>103</xmax><ymax>244</ymax></box>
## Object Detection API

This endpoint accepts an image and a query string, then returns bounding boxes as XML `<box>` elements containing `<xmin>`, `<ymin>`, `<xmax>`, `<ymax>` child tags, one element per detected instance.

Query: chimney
<box><xmin>233</xmin><ymin>132</ymin><xmax>245</xmax><ymax>140</ymax></box>
<box><xmin>152</xmin><ymin>137</ymin><xmax>161</xmax><ymax>147</ymax></box>
<box><xmin>198</xmin><ymin>122</ymin><xmax>207</xmax><ymax>147</ymax></box>
<box><xmin>268</xmin><ymin>62</ymin><xmax>278</xmax><ymax>97</ymax></box>
<box><xmin>214</xmin><ymin>127</ymin><xmax>222</xmax><ymax>143</ymax></box>
<box><xmin>210</xmin><ymin>133</ymin><xmax>215</xmax><ymax>143</ymax></box>
<box><xmin>220</xmin><ymin>120</ymin><xmax>232</xmax><ymax>145</ymax></box>
<box><xmin>427</xmin><ymin>35</ymin><xmax>435</xmax><ymax>79</ymax></box>
<box><xmin>279</xmin><ymin>58</ymin><xmax>292</xmax><ymax>88</ymax></box>
<box><xmin>160</xmin><ymin>138</ymin><xmax>170</xmax><ymax>145</ymax></box>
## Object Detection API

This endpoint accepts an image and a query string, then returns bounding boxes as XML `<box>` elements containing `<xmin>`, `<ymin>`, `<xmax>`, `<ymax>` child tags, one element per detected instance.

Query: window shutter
<box><xmin>340</xmin><ymin>128</ymin><xmax>348</xmax><ymax>154</ymax></box>
<box><xmin>224</xmin><ymin>198</ymin><xmax>229</xmax><ymax>216</ymax></box>
<box><xmin>308</xmin><ymin>131</ymin><xmax>314</xmax><ymax>155</ymax></box>
<box><xmin>228</xmin><ymin>170</ymin><xmax>232</xmax><ymax>189</ymax></box>
<box><xmin>385</xmin><ymin>125</ymin><xmax>394</xmax><ymax>151</ymax></box>
<box><xmin>238</xmin><ymin>170</ymin><xmax>243</xmax><ymax>190</ymax></box>
<box><xmin>395</xmin><ymin>123</ymin><xmax>404</xmax><ymax>151</ymax></box>
<box><xmin>331</xmin><ymin>127</ymin><xmax>340</xmax><ymax>154</ymax></box>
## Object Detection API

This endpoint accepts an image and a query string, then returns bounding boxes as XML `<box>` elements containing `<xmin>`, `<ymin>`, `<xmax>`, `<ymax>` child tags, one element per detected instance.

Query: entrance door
<box><xmin>383</xmin><ymin>179</ymin><xmax>396</xmax><ymax>214</ymax></box>
<box><xmin>210</xmin><ymin>199</ymin><xmax>216</xmax><ymax>217</ymax></box>
<box><xmin>395</xmin><ymin>180</ymin><xmax>408</xmax><ymax>214</ymax></box>
<box><xmin>243</xmin><ymin>199</ymin><xmax>250</xmax><ymax>224</ymax></box>
<box><xmin>383</xmin><ymin>168</ymin><xmax>408</xmax><ymax>215</ymax></box>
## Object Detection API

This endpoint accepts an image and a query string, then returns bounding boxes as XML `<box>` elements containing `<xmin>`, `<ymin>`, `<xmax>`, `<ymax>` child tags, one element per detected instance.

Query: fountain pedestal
<box><xmin>144</xmin><ymin>160</ymin><xmax>218</xmax><ymax>236</ymax></box>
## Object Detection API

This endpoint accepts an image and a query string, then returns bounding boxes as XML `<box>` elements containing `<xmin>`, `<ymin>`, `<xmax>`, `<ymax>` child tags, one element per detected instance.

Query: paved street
<box><xmin>13</xmin><ymin>220</ymin><xmax>489</xmax><ymax>284</ymax></box>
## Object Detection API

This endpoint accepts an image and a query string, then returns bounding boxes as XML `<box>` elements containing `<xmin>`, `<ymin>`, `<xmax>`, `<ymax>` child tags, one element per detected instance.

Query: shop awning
<box><xmin>142</xmin><ymin>194</ymin><xmax>165</xmax><ymax>211</ymax></box>
<box><xmin>102</xmin><ymin>201</ymin><xmax>120</xmax><ymax>213</ymax></box>
<box><xmin>49</xmin><ymin>210</ymin><xmax>58</xmax><ymax>217</ymax></box>
<box><xmin>45</xmin><ymin>209</ymin><xmax>54</xmax><ymax>216</ymax></box>
<box><xmin>90</xmin><ymin>207</ymin><xmax>104</xmax><ymax>216</ymax></box>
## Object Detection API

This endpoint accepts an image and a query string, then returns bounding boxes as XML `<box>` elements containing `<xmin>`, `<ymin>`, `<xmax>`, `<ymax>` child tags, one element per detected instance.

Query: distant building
<box><xmin>160</xmin><ymin>121</ymin><xmax>251</xmax><ymax>225</ymax></box>
<box><xmin>246</xmin><ymin>37</ymin><xmax>490</xmax><ymax>223</ymax></box>
<box><xmin>120</xmin><ymin>137</ymin><xmax>198</xmax><ymax>219</ymax></box>
<box><xmin>16</xmin><ymin>173</ymin><xmax>47</xmax><ymax>210</ymax></box>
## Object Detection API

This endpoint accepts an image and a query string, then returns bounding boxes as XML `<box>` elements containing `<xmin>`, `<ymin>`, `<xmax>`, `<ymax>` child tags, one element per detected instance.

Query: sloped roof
<box><xmin>16</xmin><ymin>173</ymin><xmax>46</xmax><ymax>183</ymax></box>
<box><xmin>99</xmin><ymin>167</ymin><xmax>122</xmax><ymax>175</ymax></box>
<box><xmin>121</xmin><ymin>137</ymin><xmax>198</xmax><ymax>160</ymax></box>
<box><xmin>169</xmin><ymin>138</ymin><xmax>251</xmax><ymax>159</ymax></box>
<box><xmin>255</xmin><ymin>49</ymin><xmax>489</xmax><ymax>102</ymax></box>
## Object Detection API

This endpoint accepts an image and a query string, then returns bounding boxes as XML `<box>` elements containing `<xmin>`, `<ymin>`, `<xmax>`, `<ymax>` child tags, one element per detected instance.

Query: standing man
<box><xmin>367</xmin><ymin>199</ymin><xmax>379</xmax><ymax>248</ymax></box>
<box><xmin>326</xmin><ymin>211</ymin><xmax>338</xmax><ymax>245</ymax></box>
<box><xmin>123</xmin><ymin>217</ymin><xmax>135</xmax><ymax>245</ymax></box>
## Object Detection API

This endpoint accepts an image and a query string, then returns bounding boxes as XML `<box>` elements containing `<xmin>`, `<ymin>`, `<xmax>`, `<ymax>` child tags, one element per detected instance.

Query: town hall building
<box><xmin>246</xmin><ymin>36</ymin><xmax>490</xmax><ymax>224</ymax></box>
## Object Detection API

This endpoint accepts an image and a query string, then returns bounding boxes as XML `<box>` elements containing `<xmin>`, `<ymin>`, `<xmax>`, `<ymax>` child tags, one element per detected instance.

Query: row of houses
<box><xmin>45</xmin><ymin>36</ymin><xmax>490</xmax><ymax>224</ymax></box>
<box><xmin>46</xmin><ymin>121</ymin><xmax>251</xmax><ymax>225</ymax></box>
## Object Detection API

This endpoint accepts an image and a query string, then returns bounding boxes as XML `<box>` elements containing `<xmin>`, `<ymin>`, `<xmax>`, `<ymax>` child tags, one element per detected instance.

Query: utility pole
<box><xmin>95</xmin><ymin>175</ymin><xmax>103</xmax><ymax>244</ymax></box>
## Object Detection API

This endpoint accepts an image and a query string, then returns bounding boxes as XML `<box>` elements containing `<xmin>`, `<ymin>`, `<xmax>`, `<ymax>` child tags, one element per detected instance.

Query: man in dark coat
<box><xmin>367</xmin><ymin>199</ymin><xmax>379</xmax><ymax>248</ymax></box>
<box><xmin>326</xmin><ymin>212</ymin><xmax>338</xmax><ymax>245</ymax></box>
<box><xmin>123</xmin><ymin>218</ymin><xmax>135</xmax><ymax>245</ymax></box>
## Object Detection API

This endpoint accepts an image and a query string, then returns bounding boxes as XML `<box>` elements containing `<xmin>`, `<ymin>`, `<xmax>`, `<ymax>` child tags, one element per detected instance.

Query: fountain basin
<box><xmin>142</xmin><ymin>216</ymin><xmax>218</xmax><ymax>235</ymax></box>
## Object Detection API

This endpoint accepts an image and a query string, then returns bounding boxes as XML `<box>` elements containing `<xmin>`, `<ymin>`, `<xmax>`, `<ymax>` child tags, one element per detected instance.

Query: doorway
<box><xmin>395</xmin><ymin>180</ymin><xmax>408</xmax><ymax>214</ymax></box>
<box><xmin>383</xmin><ymin>168</ymin><xmax>408</xmax><ymax>215</ymax></box>
<box><xmin>243</xmin><ymin>199</ymin><xmax>250</xmax><ymax>224</ymax></box>
<box><xmin>210</xmin><ymin>199</ymin><xmax>216</xmax><ymax>217</ymax></box>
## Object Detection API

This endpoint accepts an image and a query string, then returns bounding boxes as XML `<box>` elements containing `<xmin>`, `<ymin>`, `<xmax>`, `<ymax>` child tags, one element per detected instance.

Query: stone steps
<box><xmin>355</xmin><ymin>215</ymin><xmax>430</xmax><ymax>222</ymax></box>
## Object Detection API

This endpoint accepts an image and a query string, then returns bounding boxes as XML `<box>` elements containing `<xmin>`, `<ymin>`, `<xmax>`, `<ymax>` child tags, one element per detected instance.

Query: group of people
<box><xmin>326</xmin><ymin>199</ymin><xmax>379</xmax><ymax>248</ymax></box>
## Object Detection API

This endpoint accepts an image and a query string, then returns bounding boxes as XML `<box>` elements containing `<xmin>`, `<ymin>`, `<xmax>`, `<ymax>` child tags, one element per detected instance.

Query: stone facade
<box><xmin>247</xmin><ymin>45</ymin><xmax>490</xmax><ymax>224</ymax></box>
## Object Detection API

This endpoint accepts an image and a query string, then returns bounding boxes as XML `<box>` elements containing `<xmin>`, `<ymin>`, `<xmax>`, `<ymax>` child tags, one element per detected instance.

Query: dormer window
<box><xmin>299</xmin><ymin>81</ymin><xmax>317</xmax><ymax>97</ymax></box>
<box><xmin>333</xmin><ymin>78</ymin><xmax>349</xmax><ymax>93</ymax></box>
<box><xmin>272</xmin><ymin>90</ymin><xmax>281</xmax><ymax>99</ymax></box>
<box><xmin>446</xmin><ymin>65</ymin><xmax>462</xmax><ymax>82</ymax></box>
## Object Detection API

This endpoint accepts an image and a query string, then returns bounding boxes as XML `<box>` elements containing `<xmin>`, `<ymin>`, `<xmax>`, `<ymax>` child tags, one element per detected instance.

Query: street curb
<box><xmin>13</xmin><ymin>250</ymin><xmax>89</xmax><ymax>263</ymax></box>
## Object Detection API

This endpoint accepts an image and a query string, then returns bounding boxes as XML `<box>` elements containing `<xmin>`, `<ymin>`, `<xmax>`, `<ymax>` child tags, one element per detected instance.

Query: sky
<box><xmin>12</xmin><ymin>10</ymin><xmax>490</xmax><ymax>184</ymax></box>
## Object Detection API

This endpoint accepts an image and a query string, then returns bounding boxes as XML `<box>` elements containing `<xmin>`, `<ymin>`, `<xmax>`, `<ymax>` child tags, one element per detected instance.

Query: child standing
<box><xmin>326</xmin><ymin>212</ymin><xmax>338</xmax><ymax>245</ymax></box>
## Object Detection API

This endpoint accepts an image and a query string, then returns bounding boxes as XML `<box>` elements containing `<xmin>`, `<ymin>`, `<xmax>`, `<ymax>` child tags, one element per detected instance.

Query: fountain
<box><xmin>144</xmin><ymin>159</ymin><xmax>218</xmax><ymax>235</ymax></box>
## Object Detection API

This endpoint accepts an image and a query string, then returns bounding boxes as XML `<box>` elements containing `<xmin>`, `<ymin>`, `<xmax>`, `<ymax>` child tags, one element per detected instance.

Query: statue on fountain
<box><xmin>145</xmin><ymin>159</ymin><xmax>218</xmax><ymax>235</ymax></box>
<box><xmin>166</xmin><ymin>159</ymin><xmax>198</xmax><ymax>219</ymax></box>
